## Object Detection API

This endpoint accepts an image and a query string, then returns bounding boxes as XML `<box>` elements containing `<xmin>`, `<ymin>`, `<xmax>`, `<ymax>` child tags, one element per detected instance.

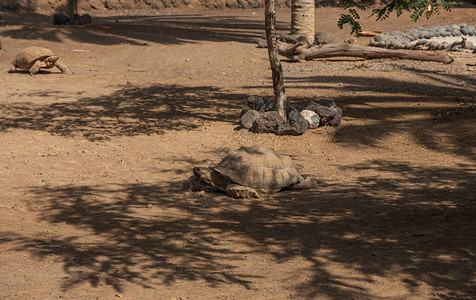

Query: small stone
<box><xmin>300</xmin><ymin>110</ymin><xmax>320</xmax><ymax>129</ymax></box>
<box><xmin>461</xmin><ymin>27</ymin><xmax>469</xmax><ymax>35</ymax></box>
<box><xmin>465</xmin><ymin>41</ymin><xmax>474</xmax><ymax>50</ymax></box>
<box><xmin>240</xmin><ymin>110</ymin><xmax>261</xmax><ymax>129</ymax></box>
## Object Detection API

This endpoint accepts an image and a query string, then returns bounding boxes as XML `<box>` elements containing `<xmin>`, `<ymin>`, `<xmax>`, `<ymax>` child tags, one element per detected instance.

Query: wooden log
<box><xmin>277</xmin><ymin>41</ymin><xmax>453</xmax><ymax>64</ymax></box>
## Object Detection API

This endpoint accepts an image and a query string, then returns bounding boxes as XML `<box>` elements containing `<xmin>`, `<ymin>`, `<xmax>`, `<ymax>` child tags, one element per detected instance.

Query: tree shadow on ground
<box><xmin>0</xmin><ymin>83</ymin><xmax>246</xmax><ymax>140</ymax></box>
<box><xmin>0</xmin><ymin>13</ymin><xmax>274</xmax><ymax>46</ymax></box>
<box><xmin>5</xmin><ymin>159</ymin><xmax>475</xmax><ymax>297</ymax></box>
<box><xmin>279</xmin><ymin>64</ymin><xmax>476</xmax><ymax>161</ymax></box>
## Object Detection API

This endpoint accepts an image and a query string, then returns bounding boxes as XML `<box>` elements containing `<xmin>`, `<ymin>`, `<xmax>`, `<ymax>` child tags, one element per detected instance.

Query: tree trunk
<box><xmin>69</xmin><ymin>0</ymin><xmax>77</xmax><ymax>25</ymax></box>
<box><xmin>265</xmin><ymin>0</ymin><xmax>287</xmax><ymax>121</ymax></box>
<box><xmin>278</xmin><ymin>42</ymin><xmax>453</xmax><ymax>64</ymax></box>
<box><xmin>291</xmin><ymin>0</ymin><xmax>315</xmax><ymax>42</ymax></box>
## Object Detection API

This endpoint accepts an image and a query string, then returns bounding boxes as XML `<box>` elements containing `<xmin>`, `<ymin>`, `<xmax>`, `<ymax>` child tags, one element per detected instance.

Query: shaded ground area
<box><xmin>0</xmin><ymin>6</ymin><xmax>475</xmax><ymax>300</ymax></box>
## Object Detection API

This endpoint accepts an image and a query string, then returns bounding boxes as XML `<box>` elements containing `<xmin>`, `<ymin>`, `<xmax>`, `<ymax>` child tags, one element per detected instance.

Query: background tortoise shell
<box><xmin>211</xmin><ymin>145</ymin><xmax>304</xmax><ymax>190</ymax></box>
<box><xmin>12</xmin><ymin>46</ymin><xmax>58</xmax><ymax>69</ymax></box>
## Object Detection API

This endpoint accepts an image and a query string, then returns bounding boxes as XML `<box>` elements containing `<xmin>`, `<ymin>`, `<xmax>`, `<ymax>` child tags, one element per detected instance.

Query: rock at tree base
<box><xmin>74</xmin><ymin>14</ymin><xmax>92</xmax><ymax>25</ymax></box>
<box><xmin>53</xmin><ymin>14</ymin><xmax>69</xmax><ymax>25</ymax></box>
<box><xmin>300</xmin><ymin>110</ymin><xmax>320</xmax><ymax>129</ymax></box>
<box><xmin>240</xmin><ymin>96</ymin><xmax>267</xmax><ymax>117</ymax></box>
<box><xmin>240</xmin><ymin>109</ymin><xmax>261</xmax><ymax>129</ymax></box>
<box><xmin>251</xmin><ymin>111</ymin><xmax>284</xmax><ymax>133</ymax></box>
<box><xmin>276</xmin><ymin>108</ymin><xmax>308</xmax><ymax>135</ymax></box>
<box><xmin>53</xmin><ymin>13</ymin><xmax>92</xmax><ymax>25</ymax></box>
<box><xmin>305</xmin><ymin>100</ymin><xmax>342</xmax><ymax>126</ymax></box>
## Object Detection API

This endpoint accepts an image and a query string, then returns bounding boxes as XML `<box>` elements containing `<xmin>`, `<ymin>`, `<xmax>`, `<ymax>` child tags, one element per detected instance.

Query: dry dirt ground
<box><xmin>0</xmin><ymin>5</ymin><xmax>475</xmax><ymax>300</ymax></box>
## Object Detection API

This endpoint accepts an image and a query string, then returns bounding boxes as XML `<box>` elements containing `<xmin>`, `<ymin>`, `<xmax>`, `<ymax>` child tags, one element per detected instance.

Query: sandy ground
<box><xmin>0</xmin><ymin>5</ymin><xmax>475</xmax><ymax>300</ymax></box>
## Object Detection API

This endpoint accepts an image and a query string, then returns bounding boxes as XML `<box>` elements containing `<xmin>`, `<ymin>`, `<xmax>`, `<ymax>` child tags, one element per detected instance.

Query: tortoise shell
<box><xmin>212</xmin><ymin>145</ymin><xmax>304</xmax><ymax>190</ymax></box>
<box><xmin>12</xmin><ymin>46</ymin><xmax>58</xmax><ymax>69</ymax></box>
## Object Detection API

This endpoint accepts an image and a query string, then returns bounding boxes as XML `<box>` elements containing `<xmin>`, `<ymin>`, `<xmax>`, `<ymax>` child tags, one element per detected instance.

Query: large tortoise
<box><xmin>12</xmin><ymin>46</ymin><xmax>69</xmax><ymax>75</ymax></box>
<box><xmin>189</xmin><ymin>145</ymin><xmax>315</xmax><ymax>198</ymax></box>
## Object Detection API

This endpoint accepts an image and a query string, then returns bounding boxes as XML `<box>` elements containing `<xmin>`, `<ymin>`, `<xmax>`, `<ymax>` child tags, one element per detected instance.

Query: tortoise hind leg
<box><xmin>225</xmin><ymin>184</ymin><xmax>259</xmax><ymax>198</ymax></box>
<box><xmin>54</xmin><ymin>60</ymin><xmax>69</xmax><ymax>74</ymax></box>
<box><xmin>29</xmin><ymin>60</ymin><xmax>42</xmax><ymax>75</ymax></box>
<box><xmin>289</xmin><ymin>177</ymin><xmax>316</xmax><ymax>190</ymax></box>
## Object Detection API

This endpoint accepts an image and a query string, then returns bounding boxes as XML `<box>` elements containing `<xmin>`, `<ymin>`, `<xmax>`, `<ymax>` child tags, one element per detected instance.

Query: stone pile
<box><xmin>369</xmin><ymin>24</ymin><xmax>476</xmax><ymax>51</ymax></box>
<box><xmin>239</xmin><ymin>96</ymin><xmax>342</xmax><ymax>135</ymax></box>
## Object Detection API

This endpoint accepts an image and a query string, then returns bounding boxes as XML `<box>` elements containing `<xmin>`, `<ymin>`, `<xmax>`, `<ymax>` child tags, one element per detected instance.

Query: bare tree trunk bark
<box><xmin>291</xmin><ymin>0</ymin><xmax>315</xmax><ymax>41</ymax></box>
<box><xmin>265</xmin><ymin>0</ymin><xmax>287</xmax><ymax>121</ymax></box>
<box><xmin>69</xmin><ymin>0</ymin><xmax>77</xmax><ymax>25</ymax></box>
<box><xmin>278</xmin><ymin>42</ymin><xmax>453</xmax><ymax>64</ymax></box>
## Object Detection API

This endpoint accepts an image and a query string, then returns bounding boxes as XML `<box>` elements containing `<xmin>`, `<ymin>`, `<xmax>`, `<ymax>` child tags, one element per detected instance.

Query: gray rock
<box><xmin>416</xmin><ymin>39</ymin><xmax>429</xmax><ymax>46</ymax></box>
<box><xmin>461</xmin><ymin>27</ymin><xmax>469</xmax><ymax>35</ymax></box>
<box><xmin>467</xmin><ymin>26</ymin><xmax>475</xmax><ymax>36</ymax></box>
<box><xmin>240</xmin><ymin>96</ymin><xmax>267</xmax><ymax>117</ymax></box>
<box><xmin>240</xmin><ymin>110</ymin><xmax>261</xmax><ymax>129</ymax></box>
<box><xmin>390</xmin><ymin>41</ymin><xmax>404</xmax><ymax>49</ymax></box>
<box><xmin>305</xmin><ymin>100</ymin><xmax>342</xmax><ymax>127</ymax></box>
<box><xmin>429</xmin><ymin>41</ymin><xmax>438</xmax><ymax>50</ymax></box>
<box><xmin>450</xmin><ymin>24</ymin><xmax>460</xmax><ymax>30</ymax></box>
<box><xmin>451</xmin><ymin>29</ymin><xmax>461</xmax><ymax>36</ymax></box>
<box><xmin>314</xmin><ymin>32</ymin><xmax>334</xmax><ymax>45</ymax></box>
<box><xmin>373</xmin><ymin>34</ymin><xmax>385</xmax><ymax>42</ymax></box>
<box><xmin>53</xmin><ymin>13</ymin><xmax>69</xmax><ymax>25</ymax></box>
<box><xmin>422</xmin><ymin>30</ymin><xmax>431</xmax><ymax>39</ymax></box>
<box><xmin>465</xmin><ymin>41</ymin><xmax>474</xmax><ymax>50</ymax></box>
<box><xmin>250</xmin><ymin>111</ymin><xmax>284</xmax><ymax>133</ymax></box>
<box><xmin>300</xmin><ymin>110</ymin><xmax>320</xmax><ymax>129</ymax></box>
<box><xmin>279</xmin><ymin>33</ymin><xmax>311</xmax><ymax>44</ymax></box>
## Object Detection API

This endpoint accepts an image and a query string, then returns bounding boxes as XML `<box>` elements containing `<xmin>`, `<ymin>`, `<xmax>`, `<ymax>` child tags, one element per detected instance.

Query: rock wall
<box><xmin>3</xmin><ymin>0</ymin><xmax>472</xmax><ymax>14</ymax></box>
<box><xmin>0</xmin><ymin>0</ymin><xmax>281</xmax><ymax>12</ymax></box>
<box><xmin>0</xmin><ymin>0</ymin><xmax>361</xmax><ymax>13</ymax></box>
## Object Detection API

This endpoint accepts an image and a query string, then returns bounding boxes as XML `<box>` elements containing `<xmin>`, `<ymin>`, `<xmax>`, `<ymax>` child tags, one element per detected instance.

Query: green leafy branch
<box><xmin>337</xmin><ymin>0</ymin><xmax>462</xmax><ymax>36</ymax></box>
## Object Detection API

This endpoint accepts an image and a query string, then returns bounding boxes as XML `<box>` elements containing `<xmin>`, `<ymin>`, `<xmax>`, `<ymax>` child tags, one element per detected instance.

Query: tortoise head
<box><xmin>193</xmin><ymin>167</ymin><xmax>214</xmax><ymax>186</ymax></box>
<box><xmin>43</xmin><ymin>55</ymin><xmax>59</xmax><ymax>67</ymax></box>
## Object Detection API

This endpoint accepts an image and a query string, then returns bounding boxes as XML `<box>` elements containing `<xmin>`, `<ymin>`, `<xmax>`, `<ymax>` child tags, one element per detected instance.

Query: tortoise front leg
<box><xmin>54</xmin><ymin>60</ymin><xmax>69</xmax><ymax>74</ymax></box>
<box><xmin>225</xmin><ymin>184</ymin><xmax>259</xmax><ymax>198</ymax></box>
<box><xmin>29</xmin><ymin>60</ymin><xmax>42</xmax><ymax>75</ymax></box>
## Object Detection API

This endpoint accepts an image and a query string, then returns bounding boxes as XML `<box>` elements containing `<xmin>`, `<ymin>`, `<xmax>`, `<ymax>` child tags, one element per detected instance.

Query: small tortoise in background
<box><xmin>12</xmin><ymin>46</ymin><xmax>69</xmax><ymax>75</ymax></box>
<box><xmin>189</xmin><ymin>145</ymin><xmax>316</xmax><ymax>198</ymax></box>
